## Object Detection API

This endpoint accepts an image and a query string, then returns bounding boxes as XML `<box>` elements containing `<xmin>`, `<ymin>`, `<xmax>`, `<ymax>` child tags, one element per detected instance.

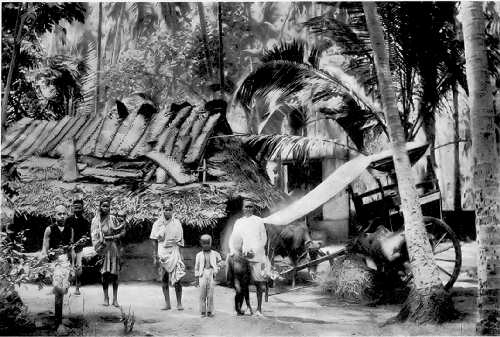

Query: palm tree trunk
<box><xmin>112</xmin><ymin>3</ymin><xmax>125</xmax><ymax>66</ymax></box>
<box><xmin>462</xmin><ymin>2</ymin><xmax>500</xmax><ymax>335</ymax></box>
<box><xmin>218</xmin><ymin>2</ymin><xmax>225</xmax><ymax>100</ymax></box>
<box><xmin>95</xmin><ymin>2</ymin><xmax>102</xmax><ymax>116</ymax></box>
<box><xmin>363</xmin><ymin>2</ymin><xmax>456</xmax><ymax>323</ymax></box>
<box><xmin>197</xmin><ymin>2</ymin><xmax>212</xmax><ymax>78</ymax></box>
<box><xmin>1</xmin><ymin>4</ymin><xmax>26</xmax><ymax>142</ymax></box>
<box><xmin>452</xmin><ymin>85</ymin><xmax>462</xmax><ymax>211</ymax></box>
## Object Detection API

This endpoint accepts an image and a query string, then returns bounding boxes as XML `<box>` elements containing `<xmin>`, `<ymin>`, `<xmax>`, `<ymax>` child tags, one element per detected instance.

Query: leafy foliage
<box><xmin>1</xmin><ymin>2</ymin><xmax>87</xmax><ymax>123</ymax></box>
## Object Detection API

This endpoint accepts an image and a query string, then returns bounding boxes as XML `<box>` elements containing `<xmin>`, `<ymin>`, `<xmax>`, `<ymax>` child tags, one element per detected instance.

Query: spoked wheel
<box><xmin>423</xmin><ymin>216</ymin><xmax>462</xmax><ymax>290</ymax></box>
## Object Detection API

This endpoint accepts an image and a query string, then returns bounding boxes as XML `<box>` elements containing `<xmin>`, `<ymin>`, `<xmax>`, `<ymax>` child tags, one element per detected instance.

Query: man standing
<box><xmin>64</xmin><ymin>199</ymin><xmax>91</xmax><ymax>295</ymax></box>
<box><xmin>150</xmin><ymin>201</ymin><xmax>186</xmax><ymax>310</ymax></box>
<box><xmin>229</xmin><ymin>199</ymin><xmax>269</xmax><ymax>316</ymax></box>
<box><xmin>41</xmin><ymin>205</ymin><xmax>74</xmax><ymax>326</ymax></box>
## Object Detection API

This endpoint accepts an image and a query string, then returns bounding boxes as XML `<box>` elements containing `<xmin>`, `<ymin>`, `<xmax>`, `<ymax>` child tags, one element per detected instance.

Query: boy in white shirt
<box><xmin>194</xmin><ymin>234</ymin><xmax>222</xmax><ymax>317</ymax></box>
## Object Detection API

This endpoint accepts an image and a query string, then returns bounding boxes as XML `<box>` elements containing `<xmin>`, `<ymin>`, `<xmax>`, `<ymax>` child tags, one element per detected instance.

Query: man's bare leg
<box><xmin>102</xmin><ymin>273</ymin><xmax>109</xmax><ymax>306</ymax></box>
<box><xmin>111</xmin><ymin>274</ymin><xmax>119</xmax><ymax>307</ymax></box>
<box><xmin>255</xmin><ymin>282</ymin><xmax>266</xmax><ymax>315</ymax></box>
<box><xmin>54</xmin><ymin>292</ymin><xmax>63</xmax><ymax>325</ymax></box>
<box><xmin>161</xmin><ymin>270</ymin><xmax>171</xmax><ymax>310</ymax></box>
<box><xmin>174</xmin><ymin>281</ymin><xmax>183</xmax><ymax>310</ymax></box>
<box><xmin>234</xmin><ymin>279</ymin><xmax>244</xmax><ymax>315</ymax></box>
<box><xmin>244</xmin><ymin>286</ymin><xmax>253</xmax><ymax>315</ymax></box>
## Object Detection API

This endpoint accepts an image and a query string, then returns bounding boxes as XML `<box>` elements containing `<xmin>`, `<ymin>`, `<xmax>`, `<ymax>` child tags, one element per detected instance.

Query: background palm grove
<box><xmin>1</xmin><ymin>2</ymin><xmax>499</xmax><ymax>336</ymax></box>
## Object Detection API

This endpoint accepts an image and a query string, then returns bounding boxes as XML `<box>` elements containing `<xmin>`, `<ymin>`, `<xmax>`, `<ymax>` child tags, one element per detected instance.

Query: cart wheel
<box><xmin>423</xmin><ymin>216</ymin><xmax>462</xmax><ymax>290</ymax></box>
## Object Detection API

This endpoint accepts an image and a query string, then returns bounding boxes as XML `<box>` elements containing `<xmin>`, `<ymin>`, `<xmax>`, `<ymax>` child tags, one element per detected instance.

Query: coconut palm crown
<box><xmin>233</xmin><ymin>39</ymin><xmax>387</xmax><ymax>151</ymax></box>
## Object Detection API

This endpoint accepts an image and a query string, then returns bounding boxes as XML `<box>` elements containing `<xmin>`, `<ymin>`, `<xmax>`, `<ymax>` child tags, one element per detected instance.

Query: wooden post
<box><xmin>202</xmin><ymin>159</ymin><xmax>207</xmax><ymax>183</ymax></box>
<box><xmin>58</xmin><ymin>138</ymin><xmax>80</xmax><ymax>182</ymax></box>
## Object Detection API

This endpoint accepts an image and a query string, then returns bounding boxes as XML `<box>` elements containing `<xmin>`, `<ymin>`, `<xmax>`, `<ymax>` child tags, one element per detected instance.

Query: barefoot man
<box><xmin>150</xmin><ymin>200</ymin><xmax>186</xmax><ymax>310</ymax></box>
<box><xmin>229</xmin><ymin>199</ymin><xmax>270</xmax><ymax>316</ymax></box>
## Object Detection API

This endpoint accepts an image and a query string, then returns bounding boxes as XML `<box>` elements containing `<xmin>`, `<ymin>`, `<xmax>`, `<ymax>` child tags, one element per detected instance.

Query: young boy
<box><xmin>194</xmin><ymin>234</ymin><xmax>222</xmax><ymax>317</ymax></box>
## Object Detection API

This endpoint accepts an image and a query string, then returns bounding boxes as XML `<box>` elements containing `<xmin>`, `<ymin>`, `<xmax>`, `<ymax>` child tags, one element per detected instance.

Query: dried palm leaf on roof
<box><xmin>40</xmin><ymin>116</ymin><xmax>73</xmax><ymax>155</ymax></box>
<box><xmin>5</xmin><ymin>121</ymin><xmax>42</xmax><ymax>157</ymax></box>
<box><xmin>184</xmin><ymin>114</ymin><xmax>221</xmax><ymax>164</ymax></box>
<box><xmin>107</xmin><ymin>111</ymin><xmax>138</xmax><ymax>155</ymax></box>
<box><xmin>93</xmin><ymin>113</ymin><xmax>122</xmax><ymax>157</ymax></box>
<box><xmin>9</xmin><ymin>121</ymin><xmax>44</xmax><ymax>160</ymax></box>
<box><xmin>173</xmin><ymin>108</ymin><xmax>199</xmax><ymax>160</ymax></box>
<box><xmin>145</xmin><ymin>152</ymin><xmax>196</xmax><ymax>185</ymax></box>
<box><xmin>189</xmin><ymin>114</ymin><xmax>209</xmax><ymax>142</ymax></box>
<box><xmin>161</xmin><ymin>128</ymin><xmax>179</xmax><ymax>156</ymax></box>
<box><xmin>80</xmin><ymin>167</ymin><xmax>143</xmax><ymax>179</ymax></box>
<box><xmin>170</xmin><ymin>105</ymin><xmax>193</xmax><ymax>128</ymax></box>
<box><xmin>117</xmin><ymin>113</ymin><xmax>148</xmax><ymax>157</ymax></box>
<box><xmin>145</xmin><ymin>108</ymin><xmax>172</xmax><ymax>144</ymax></box>
<box><xmin>178</xmin><ymin>107</ymin><xmax>199</xmax><ymax>137</ymax></box>
<box><xmin>2</xmin><ymin>119</ymin><xmax>33</xmax><ymax>154</ymax></box>
<box><xmin>46</xmin><ymin>116</ymin><xmax>87</xmax><ymax>156</ymax></box>
<box><xmin>9</xmin><ymin>180</ymin><xmax>227</xmax><ymax>227</ymax></box>
<box><xmin>75</xmin><ymin>116</ymin><xmax>102</xmax><ymax>151</ymax></box>
<box><xmin>174</xmin><ymin>135</ymin><xmax>192</xmax><ymax>162</ymax></box>
<box><xmin>3</xmin><ymin>117</ymin><xmax>32</xmax><ymax>150</ymax></box>
<box><xmin>26</xmin><ymin>120</ymin><xmax>58</xmax><ymax>157</ymax></box>
<box><xmin>47</xmin><ymin>116</ymin><xmax>88</xmax><ymax>157</ymax></box>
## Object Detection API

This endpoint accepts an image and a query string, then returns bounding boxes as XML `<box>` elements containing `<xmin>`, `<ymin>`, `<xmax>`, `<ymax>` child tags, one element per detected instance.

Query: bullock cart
<box><xmin>265</xmin><ymin>143</ymin><xmax>461</xmax><ymax>293</ymax></box>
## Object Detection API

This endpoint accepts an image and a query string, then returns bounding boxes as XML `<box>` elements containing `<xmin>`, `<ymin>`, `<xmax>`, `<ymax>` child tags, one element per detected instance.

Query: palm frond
<box><xmin>233</xmin><ymin>59</ymin><xmax>386</xmax><ymax>148</ymax></box>
<box><xmin>261</xmin><ymin>39</ymin><xmax>307</xmax><ymax>64</ymax></box>
<box><xmin>77</xmin><ymin>39</ymin><xmax>97</xmax><ymax>116</ymax></box>
<box><xmin>241</xmin><ymin>134</ymin><xmax>363</xmax><ymax>164</ymax></box>
<box><xmin>304</xmin><ymin>13</ymin><xmax>371</xmax><ymax>59</ymax></box>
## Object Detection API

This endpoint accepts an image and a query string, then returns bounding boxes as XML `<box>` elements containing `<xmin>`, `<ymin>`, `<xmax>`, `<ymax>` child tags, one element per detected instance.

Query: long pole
<box><xmin>1</xmin><ymin>4</ymin><xmax>27</xmax><ymax>141</ymax></box>
<box><xmin>94</xmin><ymin>3</ymin><xmax>102</xmax><ymax>115</ymax></box>
<box><xmin>218</xmin><ymin>2</ymin><xmax>224</xmax><ymax>99</ymax></box>
<box><xmin>197</xmin><ymin>2</ymin><xmax>212</xmax><ymax>78</ymax></box>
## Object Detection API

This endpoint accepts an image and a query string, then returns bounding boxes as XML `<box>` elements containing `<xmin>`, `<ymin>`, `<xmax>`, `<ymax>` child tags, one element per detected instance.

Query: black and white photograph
<box><xmin>1</xmin><ymin>1</ymin><xmax>499</xmax><ymax>336</ymax></box>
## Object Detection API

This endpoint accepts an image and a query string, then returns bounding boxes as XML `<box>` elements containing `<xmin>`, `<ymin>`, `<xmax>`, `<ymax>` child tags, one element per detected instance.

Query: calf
<box><xmin>226</xmin><ymin>255</ymin><xmax>253</xmax><ymax>315</ymax></box>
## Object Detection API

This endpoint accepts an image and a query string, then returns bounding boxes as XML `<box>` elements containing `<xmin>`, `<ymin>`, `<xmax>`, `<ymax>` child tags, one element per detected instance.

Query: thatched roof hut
<box><xmin>2</xmin><ymin>94</ymin><xmax>285</xmax><ymax>228</ymax></box>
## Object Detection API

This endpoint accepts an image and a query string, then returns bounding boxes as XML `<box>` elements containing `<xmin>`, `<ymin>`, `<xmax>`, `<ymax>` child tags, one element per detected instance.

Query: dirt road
<box><xmin>18</xmin><ymin>243</ymin><xmax>478</xmax><ymax>336</ymax></box>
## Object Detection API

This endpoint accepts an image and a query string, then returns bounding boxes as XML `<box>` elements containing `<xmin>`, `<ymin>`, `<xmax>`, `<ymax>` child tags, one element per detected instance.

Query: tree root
<box><xmin>384</xmin><ymin>285</ymin><xmax>460</xmax><ymax>325</ymax></box>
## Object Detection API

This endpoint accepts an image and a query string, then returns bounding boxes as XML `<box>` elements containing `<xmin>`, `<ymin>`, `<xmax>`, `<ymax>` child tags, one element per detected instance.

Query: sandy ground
<box><xmin>18</xmin><ymin>242</ymin><xmax>479</xmax><ymax>336</ymax></box>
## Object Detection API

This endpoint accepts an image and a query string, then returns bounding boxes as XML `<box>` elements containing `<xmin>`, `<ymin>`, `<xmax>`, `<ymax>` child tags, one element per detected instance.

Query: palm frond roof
<box><xmin>1</xmin><ymin>93</ymin><xmax>219</xmax><ymax>163</ymax></box>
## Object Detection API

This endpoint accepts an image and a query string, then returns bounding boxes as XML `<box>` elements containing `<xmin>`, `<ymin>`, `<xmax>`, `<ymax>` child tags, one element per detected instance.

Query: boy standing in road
<box><xmin>194</xmin><ymin>234</ymin><xmax>222</xmax><ymax>317</ymax></box>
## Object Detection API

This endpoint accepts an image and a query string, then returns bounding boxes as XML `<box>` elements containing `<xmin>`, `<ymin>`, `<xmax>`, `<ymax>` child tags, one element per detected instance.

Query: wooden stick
<box><xmin>279</xmin><ymin>249</ymin><xmax>346</xmax><ymax>275</ymax></box>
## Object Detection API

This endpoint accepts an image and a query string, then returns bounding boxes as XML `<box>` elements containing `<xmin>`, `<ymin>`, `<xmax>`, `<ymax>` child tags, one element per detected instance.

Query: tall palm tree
<box><xmin>363</xmin><ymin>2</ymin><xmax>456</xmax><ymax>323</ymax></box>
<box><xmin>305</xmin><ymin>2</ymin><xmax>466</xmax><ymax>177</ymax></box>
<box><xmin>462</xmin><ymin>2</ymin><xmax>500</xmax><ymax>335</ymax></box>
<box><xmin>197</xmin><ymin>2</ymin><xmax>212</xmax><ymax>78</ymax></box>
<box><xmin>95</xmin><ymin>2</ymin><xmax>102</xmax><ymax>116</ymax></box>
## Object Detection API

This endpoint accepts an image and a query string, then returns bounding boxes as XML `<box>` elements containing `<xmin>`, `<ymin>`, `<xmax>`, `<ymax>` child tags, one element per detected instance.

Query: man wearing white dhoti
<box><xmin>150</xmin><ymin>201</ymin><xmax>186</xmax><ymax>310</ymax></box>
<box><xmin>229</xmin><ymin>199</ymin><xmax>270</xmax><ymax>316</ymax></box>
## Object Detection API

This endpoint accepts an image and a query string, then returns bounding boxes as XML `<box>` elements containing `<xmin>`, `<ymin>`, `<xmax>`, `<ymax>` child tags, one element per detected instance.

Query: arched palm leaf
<box><xmin>233</xmin><ymin>40</ymin><xmax>387</xmax><ymax>149</ymax></box>
<box><xmin>241</xmin><ymin>134</ymin><xmax>363</xmax><ymax>164</ymax></box>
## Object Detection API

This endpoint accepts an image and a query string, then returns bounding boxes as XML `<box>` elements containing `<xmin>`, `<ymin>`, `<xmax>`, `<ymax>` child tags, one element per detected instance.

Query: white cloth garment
<box><xmin>229</xmin><ymin>215</ymin><xmax>267</xmax><ymax>263</ymax></box>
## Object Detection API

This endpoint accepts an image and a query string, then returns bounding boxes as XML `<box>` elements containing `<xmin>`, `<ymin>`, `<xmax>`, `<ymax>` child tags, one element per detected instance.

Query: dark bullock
<box><xmin>265</xmin><ymin>222</ymin><xmax>322</xmax><ymax>268</ymax></box>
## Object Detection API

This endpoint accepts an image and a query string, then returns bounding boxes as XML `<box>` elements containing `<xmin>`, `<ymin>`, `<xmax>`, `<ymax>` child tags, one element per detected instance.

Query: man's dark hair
<box><xmin>73</xmin><ymin>199</ymin><xmax>84</xmax><ymax>205</ymax></box>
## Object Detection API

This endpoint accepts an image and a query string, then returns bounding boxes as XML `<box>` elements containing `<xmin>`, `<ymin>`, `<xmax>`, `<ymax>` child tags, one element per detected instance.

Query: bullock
<box><xmin>265</xmin><ymin>222</ymin><xmax>322</xmax><ymax>283</ymax></box>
